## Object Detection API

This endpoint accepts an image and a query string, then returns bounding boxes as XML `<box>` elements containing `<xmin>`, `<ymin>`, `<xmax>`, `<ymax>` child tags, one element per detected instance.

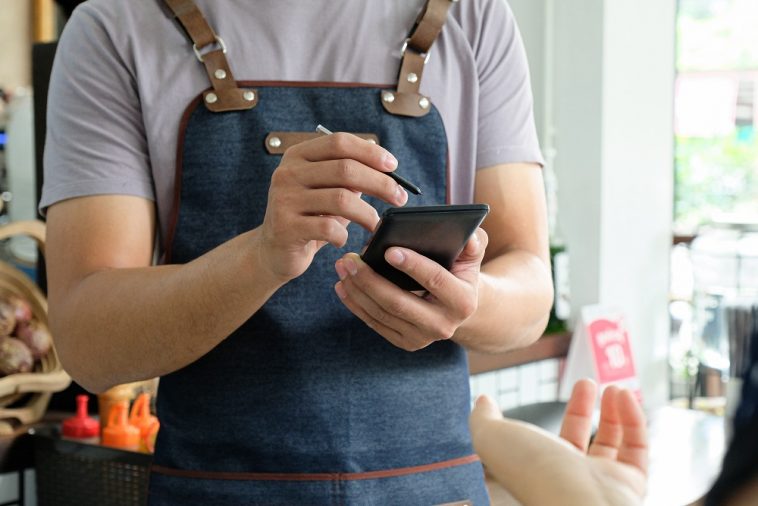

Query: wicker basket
<box><xmin>0</xmin><ymin>220</ymin><xmax>71</xmax><ymax>433</ymax></box>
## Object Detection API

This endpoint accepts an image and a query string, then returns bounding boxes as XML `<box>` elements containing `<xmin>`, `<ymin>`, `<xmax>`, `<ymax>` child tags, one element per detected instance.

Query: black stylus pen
<box><xmin>315</xmin><ymin>125</ymin><xmax>422</xmax><ymax>196</ymax></box>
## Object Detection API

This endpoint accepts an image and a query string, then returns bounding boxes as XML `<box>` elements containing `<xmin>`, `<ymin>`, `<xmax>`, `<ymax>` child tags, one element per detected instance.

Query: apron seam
<box><xmin>150</xmin><ymin>454</ymin><xmax>480</xmax><ymax>482</ymax></box>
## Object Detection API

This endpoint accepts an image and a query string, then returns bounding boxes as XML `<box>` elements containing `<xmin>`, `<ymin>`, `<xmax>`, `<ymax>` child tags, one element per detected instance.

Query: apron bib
<box><xmin>150</xmin><ymin>2</ymin><xmax>488</xmax><ymax>504</ymax></box>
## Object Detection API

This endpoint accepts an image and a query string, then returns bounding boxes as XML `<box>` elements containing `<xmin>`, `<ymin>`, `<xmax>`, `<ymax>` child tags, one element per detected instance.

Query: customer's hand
<box><xmin>470</xmin><ymin>379</ymin><xmax>648</xmax><ymax>506</ymax></box>
<box><xmin>258</xmin><ymin>133</ymin><xmax>408</xmax><ymax>283</ymax></box>
<box><xmin>334</xmin><ymin>228</ymin><xmax>488</xmax><ymax>351</ymax></box>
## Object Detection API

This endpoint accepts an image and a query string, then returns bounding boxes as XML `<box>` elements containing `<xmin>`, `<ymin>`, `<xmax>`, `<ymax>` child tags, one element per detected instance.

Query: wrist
<box><xmin>451</xmin><ymin>272</ymin><xmax>490</xmax><ymax>346</ymax></box>
<box><xmin>246</xmin><ymin>228</ymin><xmax>289</xmax><ymax>291</ymax></box>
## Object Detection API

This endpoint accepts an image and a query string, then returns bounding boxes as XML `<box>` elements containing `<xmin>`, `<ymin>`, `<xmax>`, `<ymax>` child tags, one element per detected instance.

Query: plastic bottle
<box><xmin>101</xmin><ymin>400</ymin><xmax>140</xmax><ymax>451</ymax></box>
<box><xmin>61</xmin><ymin>395</ymin><xmax>100</xmax><ymax>444</ymax></box>
<box><xmin>143</xmin><ymin>419</ymin><xmax>160</xmax><ymax>454</ymax></box>
<box><xmin>129</xmin><ymin>392</ymin><xmax>160</xmax><ymax>453</ymax></box>
<box><xmin>543</xmin><ymin>152</ymin><xmax>571</xmax><ymax>334</ymax></box>
<box><xmin>546</xmin><ymin>234</ymin><xmax>571</xmax><ymax>333</ymax></box>
<box><xmin>97</xmin><ymin>384</ymin><xmax>134</xmax><ymax>432</ymax></box>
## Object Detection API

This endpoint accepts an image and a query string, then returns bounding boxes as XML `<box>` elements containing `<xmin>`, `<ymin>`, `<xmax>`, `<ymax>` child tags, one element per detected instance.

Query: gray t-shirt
<box><xmin>41</xmin><ymin>0</ymin><xmax>542</xmax><ymax>252</ymax></box>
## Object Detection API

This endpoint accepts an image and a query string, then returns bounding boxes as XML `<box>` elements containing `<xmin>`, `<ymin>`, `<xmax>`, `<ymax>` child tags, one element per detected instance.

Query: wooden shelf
<box><xmin>468</xmin><ymin>331</ymin><xmax>572</xmax><ymax>375</ymax></box>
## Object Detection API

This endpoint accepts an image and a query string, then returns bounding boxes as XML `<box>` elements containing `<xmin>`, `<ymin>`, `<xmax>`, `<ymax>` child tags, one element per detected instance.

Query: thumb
<box><xmin>472</xmin><ymin>395</ymin><xmax>502</xmax><ymax>421</ymax></box>
<box><xmin>461</xmin><ymin>228</ymin><xmax>489</xmax><ymax>258</ymax></box>
<box><xmin>459</xmin><ymin>228</ymin><xmax>488</xmax><ymax>262</ymax></box>
<box><xmin>450</xmin><ymin>228</ymin><xmax>488</xmax><ymax>283</ymax></box>
<box><xmin>470</xmin><ymin>395</ymin><xmax>503</xmax><ymax>445</ymax></box>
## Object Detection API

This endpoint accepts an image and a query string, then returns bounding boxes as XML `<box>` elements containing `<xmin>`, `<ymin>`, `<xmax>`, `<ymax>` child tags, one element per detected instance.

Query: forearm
<box><xmin>50</xmin><ymin>229</ymin><xmax>282</xmax><ymax>393</ymax></box>
<box><xmin>453</xmin><ymin>249</ymin><xmax>553</xmax><ymax>353</ymax></box>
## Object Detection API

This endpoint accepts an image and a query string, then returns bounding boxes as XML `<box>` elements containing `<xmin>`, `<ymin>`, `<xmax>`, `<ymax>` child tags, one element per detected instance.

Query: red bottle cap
<box><xmin>62</xmin><ymin>395</ymin><xmax>100</xmax><ymax>439</ymax></box>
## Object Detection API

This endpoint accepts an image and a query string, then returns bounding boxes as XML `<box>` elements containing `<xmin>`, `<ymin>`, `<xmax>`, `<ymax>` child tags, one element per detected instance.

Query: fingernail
<box><xmin>335</xmin><ymin>282</ymin><xmax>347</xmax><ymax>299</ymax></box>
<box><xmin>395</xmin><ymin>185</ymin><xmax>408</xmax><ymax>205</ymax></box>
<box><xmin>344</xmin><ymin>257</ymin><xmax>358</xmax><ymax>275</ymax></box>
<box><xmin>386</xmin><ymin>248</ymin><xmax>404</xmax><ymax>265</ymax></box>
<box><xmin>383</xmin><ymin>152</ymin><xmax>398</xmax><ymax>171</ymax></box>
<box><xmin>335</xmin><ymin>261</ymin><xmax>348</xmax><ymax>280</ymax></box>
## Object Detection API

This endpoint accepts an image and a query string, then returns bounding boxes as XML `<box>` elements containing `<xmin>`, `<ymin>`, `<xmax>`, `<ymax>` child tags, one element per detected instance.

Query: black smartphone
<box><xmin>360</xmin><ymin>204</ymin><xmax>490</xmax><ymax>291</ymax></box>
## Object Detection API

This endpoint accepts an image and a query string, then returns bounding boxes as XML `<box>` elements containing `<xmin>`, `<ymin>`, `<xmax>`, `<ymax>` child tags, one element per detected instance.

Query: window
<box><xmin>670</xmin><ymin>0</ymin><xmax>758</xmax><ymax>404</ymax></box>
<box><xmin>675</xmin><ymin>0</ymin><xmax>758</xmax><ymax>233</ymax></box>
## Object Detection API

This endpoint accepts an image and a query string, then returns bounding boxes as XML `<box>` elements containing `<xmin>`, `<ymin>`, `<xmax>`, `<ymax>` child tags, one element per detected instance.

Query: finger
<box><xmin>616</xmin><ymin>389</ymin><xmax>648</xmax><ymax>475</ymax></box>
<box><xmin>335</xmin><ymin>259</ymin><xmax>418</xmax><ymax>335</ymax></box>
<box><xmin>291</xmin><ymin>132</ymin><xmax>398</xmax><ymax>174</ymax></box>
<box><xmin>294</xmin><ymin>160</ymin><xmax>407</xmax><ymax>207</ymax></box>
<box><xmin>301</xmin><ymin>188</ymin><xmax>380</xmax><ymax>231</ymax></box>
<box><xmin>448</xmin><ymin>230</ymin><xmax>487</xmax><ymax>282</ymax></box>
<box><xmin>333</xmin><ymin>215</ymin><xmax>350</xmax><ymax>229</ymax></box>
<box><xmin>291</xmin><ymin>216</ymin><xmax>348</xmax><ymax>248</ymax></box>
<box><xmin>558</xmin><ymin>378</ymin><xmax>598</xmax><ymax>452</ymax></box>
<box><xmin>334</xmin><ymin>281</ymin><xmax>429</xmax><ymax>351</ymax></box>
<box><xmin>469</xmin><ymin>395</ymin><xmax>504</xmax><ymax>444</ymax></box>
<box><xmin>588</xmin><ymin>386</ymin><xmax>623</xmax><ymax>460</ymax></box>
<box><xmin>473</xmin><ymin>395</ymin><xmax>503</xmax><ymax>421</ymax></box>
<box><xmin>459</xmin><ymin>228</ymin><xmax>489</xmax><ymax>262</ymax></box>
<box><xmin>384</xmin><ymin>247</ymin><xmax>474</xmax><ymax>314</ymax></box>
<box><xmin>340</xmin><ymin>253</ymin><xmax>458</xmax><ymax>342</ymax></box>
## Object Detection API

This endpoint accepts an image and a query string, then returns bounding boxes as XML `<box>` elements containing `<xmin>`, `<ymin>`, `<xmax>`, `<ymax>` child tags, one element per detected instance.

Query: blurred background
<box><xmin>0</xmin><ymin>0</ymin><xmax>755</xmax><ymax>505</ymax></box>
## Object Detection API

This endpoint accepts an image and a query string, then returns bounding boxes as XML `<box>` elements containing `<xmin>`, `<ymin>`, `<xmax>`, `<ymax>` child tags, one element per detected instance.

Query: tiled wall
<box><xmin>469</xmin><ymin>359</ymin><xmax>561</xmax><ymax>410</ymax></box>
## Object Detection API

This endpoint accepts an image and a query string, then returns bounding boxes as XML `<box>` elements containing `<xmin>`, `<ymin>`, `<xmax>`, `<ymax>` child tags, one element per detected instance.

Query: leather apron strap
<box><xmin>164</xmin><ymin>0</ymin><xmax>455</xmax><ymax>117</ymax></box>
<box><xmin>382</xmin><ymin>0</ymin><xmax>458</xmax><ymax>117</ymax></box>
<box><xmin>162</xmin><ymin>0</ymin><xmax>258</xmax><ymax>112</ymax></box>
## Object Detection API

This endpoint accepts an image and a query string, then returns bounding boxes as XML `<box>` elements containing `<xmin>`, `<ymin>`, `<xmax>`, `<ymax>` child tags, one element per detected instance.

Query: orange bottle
<box><xmin>143</xmin><ymin>419</ymin><xmax>160</xmax><ymax>454</ymax></box>
<box><xmin>101</xmin><ymin>400</ymin><xmax>140</xmax><ymax>451</ymax></box>
<box><xmin>129</xmin><ymin>392</ymin><xmax>160</xmax><ymax>453</ymax></box>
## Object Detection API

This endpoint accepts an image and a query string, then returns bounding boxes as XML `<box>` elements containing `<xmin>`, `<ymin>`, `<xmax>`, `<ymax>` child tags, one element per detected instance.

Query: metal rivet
<box><xmin>243</xmin><ymin>90</ymin><xmax>255</xmax><ymax>102</ymax></box>
<box><xmin>382</xmin><ymin>91</ymin><xmax>395</xmax><ymax>103</ymax></box>
<box><xmin>406</xmin><ymin>72</ymin><xmax>418</xmax><ymax>83</ymax></box>
<box><xmin>205</xmin><ymin>92</ymin><xmax>218</xmax><ymax>104</ymax></box>
<box><xmin>419</xmin><ymin>97</ymin><xmax>430</xmax><ymax>109</ymax></box>
<box><xmin>268</xmin><ymin>137</ymin><xmax>282</xmax><ymax>148</ymax></box>
<box><xmin>214</xmin><ymin>69</ymin><xmax>227</xmax><ymax>80</ymax></box>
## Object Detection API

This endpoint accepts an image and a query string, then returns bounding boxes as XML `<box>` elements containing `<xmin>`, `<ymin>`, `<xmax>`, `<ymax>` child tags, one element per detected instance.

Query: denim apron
<box><xmin>149</xmin><ymin>1</ymin><xmax>488</xmax><ymax>504</ymax></box>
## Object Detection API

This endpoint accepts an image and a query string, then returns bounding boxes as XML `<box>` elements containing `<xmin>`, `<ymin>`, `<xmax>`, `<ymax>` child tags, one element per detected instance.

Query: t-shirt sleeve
<box><xmin>468</xmin><ymin>0</ymin><xmax>544</xmax><ymax>169</ymax></box>
<box><xmin>39</xmin><ymin>4</ymin><xmax>154</xmax><ymax>214</ymax></box>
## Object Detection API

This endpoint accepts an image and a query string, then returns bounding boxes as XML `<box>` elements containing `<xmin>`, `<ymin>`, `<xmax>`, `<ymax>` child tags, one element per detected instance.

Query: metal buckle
<box><xmin>400</xmin><ymin>38</ymin><xmax>430</xmax><ymax>64</ymax></box>
<box><xmin>193</xmin><ymin>35</ymin><xmax>227</xmax><ymax>63</ymax></box>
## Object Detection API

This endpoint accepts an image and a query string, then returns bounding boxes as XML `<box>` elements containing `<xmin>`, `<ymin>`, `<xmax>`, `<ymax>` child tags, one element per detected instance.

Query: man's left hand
<box><xmin>334</xmin><ymin>228</ymin><xmax>488</xmax><ymax>351</ymax></box>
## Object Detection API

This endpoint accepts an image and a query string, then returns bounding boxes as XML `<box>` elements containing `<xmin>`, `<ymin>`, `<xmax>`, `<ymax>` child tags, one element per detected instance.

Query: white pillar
<box><xmin>553</xmin><ymin>0</ymin><xmax>676</xmax><ymax>407</ymax></box>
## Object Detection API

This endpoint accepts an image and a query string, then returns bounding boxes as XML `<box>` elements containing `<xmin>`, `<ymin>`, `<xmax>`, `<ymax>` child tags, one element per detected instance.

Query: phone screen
<box><xmin>360</xmin><ymin>204</ymin><xmax>489</xmax><ymax>291</ymax></box>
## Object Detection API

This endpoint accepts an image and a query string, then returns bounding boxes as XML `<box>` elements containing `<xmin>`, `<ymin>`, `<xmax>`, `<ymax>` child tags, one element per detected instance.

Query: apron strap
<box><xmin>382</xmin><ymin>0</ymin><xmax>458</xmax><ymax>117</ymax></box>
<box><xmin>162</xmin><ymin>0</ymin><xmax>258</xmax><ymax>112</ymax></box>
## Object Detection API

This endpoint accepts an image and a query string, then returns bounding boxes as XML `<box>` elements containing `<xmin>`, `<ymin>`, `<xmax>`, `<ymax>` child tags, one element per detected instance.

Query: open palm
<box><xmin>470</xmin><ymin>379</ymin><xmax>648</xmax><ymax>506</ymax></box>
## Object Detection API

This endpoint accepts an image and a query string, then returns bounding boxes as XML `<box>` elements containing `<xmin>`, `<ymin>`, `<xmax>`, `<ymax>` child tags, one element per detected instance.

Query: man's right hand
<box><xmin>257</xmin><ymin>132</ymin><xmax>408</xmax><ymax>283</ymax></box>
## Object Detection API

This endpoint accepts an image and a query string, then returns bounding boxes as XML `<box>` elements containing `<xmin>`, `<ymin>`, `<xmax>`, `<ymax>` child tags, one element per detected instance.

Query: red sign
<box><xmin>588</xmin><ymin>318</ymin><xmax>637</xmax><ymax>383</ymax></box>
<box><xmin>559</xmin><ymin>306</ymin><xmax>642</xmax><ymax>403</ymax></box>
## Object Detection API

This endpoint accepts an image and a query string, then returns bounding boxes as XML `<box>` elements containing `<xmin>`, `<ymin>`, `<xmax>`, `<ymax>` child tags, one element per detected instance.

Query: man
<box><xmin>42</xmin><ymin>0</ymin><xmax>552</xmax><ymax>503</ymax></box>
